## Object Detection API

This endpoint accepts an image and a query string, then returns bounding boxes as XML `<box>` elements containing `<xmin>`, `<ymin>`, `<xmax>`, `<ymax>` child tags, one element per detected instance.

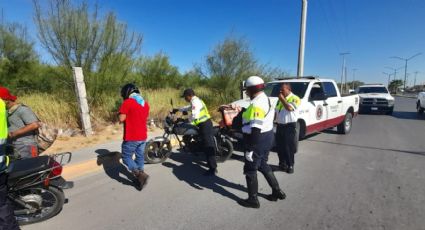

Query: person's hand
<box><xmin>8</xmin><ymin>132</ymin><xmax>16</xmax><ymax>139</ymax></box>
<box><xmin>278</xmin><ymin>91</ymin><xmax>286</xmax><ymax>101</ymax></box>
<box><xmin>245</xmin><ymin>151</ymin><xmax>254</xmax><ymax>162</ymax></box>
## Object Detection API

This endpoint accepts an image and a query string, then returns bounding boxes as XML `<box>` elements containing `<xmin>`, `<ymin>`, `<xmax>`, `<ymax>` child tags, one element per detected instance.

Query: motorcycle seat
<box><xmin>7</xmin><ymin>156</ymin><xmax>51</xmax><ymax>180</ymax></box>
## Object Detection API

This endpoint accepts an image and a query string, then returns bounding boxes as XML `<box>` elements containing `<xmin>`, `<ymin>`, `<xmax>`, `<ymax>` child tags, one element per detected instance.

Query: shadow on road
<box><xmin>391</xmin><ymin>111</ymin><xmax>425</xmax><ymax>121</ymax></box>
<box><xmin>306</xmin><ymin>140</ymin><xmax>425</xmax><ymax>157</ymax></box>
<box><xmin>95</xmin><ymin>149</ymin><xmax>139</xmax><ymax>190</ymax></box>
<box><xmin>162</xmin><ymin>153</ymin><xmax>267</xmax><ymax>202</ymax></box>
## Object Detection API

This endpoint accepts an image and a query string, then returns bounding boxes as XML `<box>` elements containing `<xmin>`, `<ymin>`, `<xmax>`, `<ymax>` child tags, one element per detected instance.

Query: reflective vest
<box><xmin>275</xmin><ymin>93</ymin><xmax>301</xmax><ymax>124</ymax></box>
<box><xmin>242</xmin><ymin>92</ymin><xmax>274</xmax><ymax>134</ymax></box>
<box><xmin>192</xmin><ymin>99</ymin><xmax>211</xmax><ymax>126</ymax></box>
<box><xmin>0</xmin><ymin>99</ymin><xmax>7</xmax><ymax>144</ymax></box>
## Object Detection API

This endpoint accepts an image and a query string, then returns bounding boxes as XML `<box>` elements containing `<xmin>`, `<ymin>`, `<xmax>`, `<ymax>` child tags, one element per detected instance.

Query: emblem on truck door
<box><xmin>316</xmin><ymin>105</ymin><xmax>323</xmax><ymax>120</ymax></box>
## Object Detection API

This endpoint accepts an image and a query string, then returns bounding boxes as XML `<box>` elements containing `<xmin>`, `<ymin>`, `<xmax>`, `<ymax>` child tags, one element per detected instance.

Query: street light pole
<box><xmin>383</xmin><ymin>72</ymin><xmax>391</xmax><ymax>88</ymax></box>
<box><xmin>385</xmin><ymin>66</ymin><xmax>404</xmax><ymax>81</ymax></box>
<box><xmin>414</xmin><ymin>71</ymin><xmax>419</xmax><ymax>87</ymax></box>
<box><xmin>340</xmin><ymin>52</ymin><xmax>350</xmax><ymax>93</ymax></box>
<box><xmin>390</xmin><ymin>52</ymin><xmax>422</xmax><ymax>91</ymax></box>
<box><xmin>297</xmin><ymin>0</ymin><xmax>308</xmax><ymax>78</ymax></box>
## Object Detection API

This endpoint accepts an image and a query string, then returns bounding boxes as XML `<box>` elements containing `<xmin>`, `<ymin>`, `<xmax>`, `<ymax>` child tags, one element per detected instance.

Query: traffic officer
<box><xmin>0</xmin><ymin>97</ymin><xmax>20</xmax><ymax>229</ymax></box>
<box><xmin>175</xmin><ymin>89</ymin><xmax>218</xmax><ymax>176</ymax></box>
<box><xmin>238</xmin><ymin>76</ymin><xmax>285</xmax><ymax>209</ymax></box>
<box><xmin>275</xmin><ymin>83</ymin><xmax>301</xmax><ymax>174</ymax></box>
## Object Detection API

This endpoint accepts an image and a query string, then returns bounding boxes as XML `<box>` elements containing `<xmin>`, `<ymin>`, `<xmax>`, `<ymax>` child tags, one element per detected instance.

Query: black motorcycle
<box><xmin>144</xmin><ymin>110</ymin><xmax>234</xmax><ymax>164</ymax></box>
<box><xmin>6</xmin><ymin>152</ymin><xmax>73</xmax><ymax>225</ymax></box>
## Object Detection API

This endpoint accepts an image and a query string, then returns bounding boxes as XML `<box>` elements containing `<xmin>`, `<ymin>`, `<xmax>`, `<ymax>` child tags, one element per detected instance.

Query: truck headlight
<box><xmin>388</xmin><ymin>99</ymin><xmax>394</xmax><ymax>105</ymax></box>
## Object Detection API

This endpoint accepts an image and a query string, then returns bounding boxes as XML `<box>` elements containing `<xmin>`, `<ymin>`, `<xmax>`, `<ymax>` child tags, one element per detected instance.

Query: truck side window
<box><xmin>309</xmin><ymin>83</ymin><xmax>325</xmax><ymax>101</ymax></box>
<box><xmin>323</xmin><ymin>82</ymin><xmax>338</xmax><ymax>98</ymax></box>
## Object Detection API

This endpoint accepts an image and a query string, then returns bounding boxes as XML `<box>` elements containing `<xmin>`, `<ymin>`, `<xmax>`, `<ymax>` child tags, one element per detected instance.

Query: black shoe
<box><xmin>287</xmin><ymin>166</ymin><xmax>294</xmax><ymax>174</ymax></box>
<box><xmin>266</xmin><ymin>189</ymin><xmax>286</xmax><ymax>201</ymax></box>
<box><xmin>238</xmin><ymin>197</ymin><xmax>260</xmax><ymax>208</ymax></box>
<box><xmin>279</xmin><ymin>164</ymin><xmax>288</xmax><ymax>172</ymax></box>
<box><xmin>203</xmin><ymin>168</ymin><xmax>217</xmax><ymax>176</ymax></box>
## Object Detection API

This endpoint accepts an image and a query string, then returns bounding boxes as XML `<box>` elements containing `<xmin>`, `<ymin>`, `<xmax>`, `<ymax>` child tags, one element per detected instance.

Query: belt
<box><xmin>277</xmin><ymin>122</ymin><xmax>296</xmax><ymax>127</ymax></box>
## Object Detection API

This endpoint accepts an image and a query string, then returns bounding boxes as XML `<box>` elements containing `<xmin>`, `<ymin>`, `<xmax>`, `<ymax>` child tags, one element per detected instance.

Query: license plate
<box><xmin>371</xmin><ymin>107</ymin><xmax>378</xmax><ymax>111</ymax></box>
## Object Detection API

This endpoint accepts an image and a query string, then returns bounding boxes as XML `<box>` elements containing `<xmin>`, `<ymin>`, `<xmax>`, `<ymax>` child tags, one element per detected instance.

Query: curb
<box><xmin>62</xmin><ymin>135</ymin><xmax>180</xmax><ymax>180</ymax></box>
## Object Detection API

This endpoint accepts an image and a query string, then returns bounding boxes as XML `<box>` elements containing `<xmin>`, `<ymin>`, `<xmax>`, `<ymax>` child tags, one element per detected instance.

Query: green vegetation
<box><xmin>1</xmin><ymin>0</ymin><xmax>288</xmax><ymax>130</ymax></box>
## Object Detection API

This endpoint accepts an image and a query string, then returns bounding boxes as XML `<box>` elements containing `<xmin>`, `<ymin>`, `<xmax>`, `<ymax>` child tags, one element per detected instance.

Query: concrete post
<box><xmin>72</xmin><ymin>67</ymin><xmax>93</xmax><ymax>136</ymax></box>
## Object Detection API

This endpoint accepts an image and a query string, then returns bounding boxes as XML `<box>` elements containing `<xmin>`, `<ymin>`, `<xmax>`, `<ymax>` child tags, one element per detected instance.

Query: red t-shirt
<box><xmin>119</xmin><ymin>99</ymin><xmax>150</xmax><ymax>141</ymax></box>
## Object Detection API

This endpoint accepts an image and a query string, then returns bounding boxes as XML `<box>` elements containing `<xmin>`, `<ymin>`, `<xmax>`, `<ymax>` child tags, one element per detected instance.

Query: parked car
<box><xmin>356</xmin><ymin>84</ymin><xmax>395</xmax><ymax>115</ymax></box>
<box><xmin>417</xmin><ymin>92</ymin><xmax>425</xmax><ymax>114</ymax></box>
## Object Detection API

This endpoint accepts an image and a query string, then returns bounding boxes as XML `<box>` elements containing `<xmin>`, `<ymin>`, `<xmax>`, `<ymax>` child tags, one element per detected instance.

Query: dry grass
<box><xmin>19</xmin><ymin>88</ymin><xmax>223</xmax><ymax>130</ymax></box>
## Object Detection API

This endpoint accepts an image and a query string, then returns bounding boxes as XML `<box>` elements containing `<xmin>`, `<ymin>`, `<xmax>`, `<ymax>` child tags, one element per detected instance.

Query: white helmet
<box><xmin>245</xmin><ymin>76</ymin><xmax>265</xmax><ymax>88</ymax></box>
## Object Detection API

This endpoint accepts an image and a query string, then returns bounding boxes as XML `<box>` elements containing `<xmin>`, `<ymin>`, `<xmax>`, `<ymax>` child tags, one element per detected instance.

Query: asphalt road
<box><xmin>23</xmin><ymin>96</ymin><xmax>425</xmax><ymax>230</ymax></box>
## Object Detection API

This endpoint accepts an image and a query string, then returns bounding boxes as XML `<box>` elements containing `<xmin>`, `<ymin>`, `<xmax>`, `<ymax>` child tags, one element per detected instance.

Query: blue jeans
<box><xmin>121</xmin><ymin>141</ymin><xmax>146</xmax><ymax>172</ymax></box>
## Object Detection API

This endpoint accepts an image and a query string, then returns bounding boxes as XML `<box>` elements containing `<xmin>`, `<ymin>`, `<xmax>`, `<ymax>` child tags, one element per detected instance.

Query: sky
<box><xmin>1</xmin><ymin>0</ymin><xmax>425</xmax><ymax>86</ymax></box>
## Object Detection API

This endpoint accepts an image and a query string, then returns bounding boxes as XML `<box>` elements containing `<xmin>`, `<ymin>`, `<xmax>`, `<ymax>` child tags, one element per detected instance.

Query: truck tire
<box><xmin>386</xmin><ymin>107</ymin><xmax>394</xmax><ymax>115</ymax></box>
<box><xmin>337</xmin><ymin>113</ymin><xmax>352</xmax><ymax>134</ymax></box>
<box><xmin>417</xmin><ymin>101</ymin><xmax>424</xmax><ymax>114</ymax></box>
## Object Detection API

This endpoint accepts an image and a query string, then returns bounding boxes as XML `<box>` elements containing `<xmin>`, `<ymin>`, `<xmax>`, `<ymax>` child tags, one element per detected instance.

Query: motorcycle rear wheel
<box><xmin>13</xmin><ymin>186</ymin><xmax>65</xmax><ymax>225</ymax></box>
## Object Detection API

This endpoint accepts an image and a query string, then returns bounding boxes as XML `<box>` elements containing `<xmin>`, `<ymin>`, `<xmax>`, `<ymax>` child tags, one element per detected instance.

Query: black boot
<box><xmin>263</xmin><ymin>170</ymin><xmax>286</xmax><ymax>201</ymax></box>
<box><xmin>238</xmin><ymin>174</ymin><xmax>260</xmax><ymax>208</ymax></box>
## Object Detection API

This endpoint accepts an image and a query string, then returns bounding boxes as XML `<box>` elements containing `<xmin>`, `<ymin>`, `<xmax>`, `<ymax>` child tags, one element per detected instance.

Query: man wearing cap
<box><xmin>174</xmin><ymin>89</ymin><xmax>218</xmax><ymax>176</ymax></box>
<box><xmin>0</xmin><ymin>87</ymin><xmax>40</xmax><ymax>159</ymax></box>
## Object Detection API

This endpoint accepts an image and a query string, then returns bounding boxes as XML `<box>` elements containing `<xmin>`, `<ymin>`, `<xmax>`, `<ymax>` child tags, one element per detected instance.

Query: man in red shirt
<box><xmin>119</xmin><ymin>84</ymin><xmax>150</xmax><ymax>189</ymax></box>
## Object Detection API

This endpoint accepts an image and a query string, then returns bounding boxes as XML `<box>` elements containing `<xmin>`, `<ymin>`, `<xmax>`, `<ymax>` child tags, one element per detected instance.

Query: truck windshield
<box><xmin>357</xmin><ymin>87</ymin><xmax>388</xmax><ymax>94</ymax></box>
<box><xmin>264</xmin><ymin>82</ymin><xmax>309</xmax><ymax>98</ymax></box>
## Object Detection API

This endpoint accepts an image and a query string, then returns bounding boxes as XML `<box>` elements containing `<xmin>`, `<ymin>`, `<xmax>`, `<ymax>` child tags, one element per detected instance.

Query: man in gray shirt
<box><xmin>0</xmin><ymin>87</ymin><xmax>39</xmax><ymax>158</ymax></box>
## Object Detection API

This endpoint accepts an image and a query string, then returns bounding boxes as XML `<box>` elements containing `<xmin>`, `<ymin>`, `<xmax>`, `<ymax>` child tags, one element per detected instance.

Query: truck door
<box><xmin>307</xmin><ymin>82</ymin><xmax>328</xmax><ymax>133</ymax></box>
<box><xmin>322</xmin><ymin>81</ymin><xmax>344</xmax><ymax>128</ymax></box>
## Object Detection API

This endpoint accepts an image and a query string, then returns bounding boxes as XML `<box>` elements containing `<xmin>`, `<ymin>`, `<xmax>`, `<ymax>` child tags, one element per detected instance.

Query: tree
<box><xmin>198</xmin><ymin>37</ymin><xmax>288</xmax><ymax>102</ymax></box>
<box><xmin>33</xmin><ymin>0</ymin><xmax>142</xmax><ymax>77</ymax></box>
<box><xmin>389</xmin><ymin>80</ymin><xmax>403</xmax><ymax>94</ymax></box>
<box><xmin>134</xmin><ymin>53</ymin><xmax>180</xmax><ymax>89</ymax></box>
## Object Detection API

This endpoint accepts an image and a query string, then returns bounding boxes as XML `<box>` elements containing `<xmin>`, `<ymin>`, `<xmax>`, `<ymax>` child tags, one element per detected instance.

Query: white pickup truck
<box><xmin>232</xmin><ymin>77</ymin><xmax>359</xmax><ymax>139</ymax></box>
<box><xmin>417</xmin><ymin>92</ymin><xmax>425</xmax><ymax>114</ymax></box>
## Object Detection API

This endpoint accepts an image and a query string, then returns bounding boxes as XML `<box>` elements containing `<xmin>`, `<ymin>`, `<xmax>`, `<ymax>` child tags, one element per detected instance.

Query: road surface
<box><xmin>23</xmin><ymin>97</ymin><xmax>425</xmax><ymax>230</ymax></box>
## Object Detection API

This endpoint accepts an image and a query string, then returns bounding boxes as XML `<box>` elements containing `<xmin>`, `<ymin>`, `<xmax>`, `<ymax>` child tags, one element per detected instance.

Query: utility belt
<box><xmin>277</xmin><ymin>122</ymin><xmax>297</xmax><ymax>127</ymax></box>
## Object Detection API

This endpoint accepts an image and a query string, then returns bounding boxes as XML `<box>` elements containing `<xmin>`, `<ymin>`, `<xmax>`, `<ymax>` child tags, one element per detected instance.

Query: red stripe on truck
<box><xmin>306</xmin><ymin>115</ymin><xmax>345</xmax><ymax>135</ymax></box>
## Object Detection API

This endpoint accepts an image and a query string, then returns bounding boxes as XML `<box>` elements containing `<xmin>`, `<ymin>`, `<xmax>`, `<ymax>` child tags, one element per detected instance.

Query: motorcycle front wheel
<box><xmin>215</xmin><ymin>138</ymin><xmax>234</xmax><ymax>163</ymax></box>
<box><xmin>144</xmin><ymin>140</ymin><xmax>172</xmax><ymax>164</ymax></box>
<box><xmin>12</xmin><ymin>186</ymin><xmax>65</xmax><ymax>225</ymax></box>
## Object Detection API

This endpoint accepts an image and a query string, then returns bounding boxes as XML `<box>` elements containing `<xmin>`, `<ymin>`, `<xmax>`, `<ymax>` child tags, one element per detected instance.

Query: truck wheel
<box><xmin>337</xmin><ymin>113</ymin><xmax>352</xmax><ymax>134</ymax></box>
<box><xmin>386</xmin><ymin>107</ymin><xmax>394</xmax><ymax>115</ymax></box>
<box><xmin>417</xmin><ymin>101</ymin><xmax>424</xmax><ymax>114</ymax></box>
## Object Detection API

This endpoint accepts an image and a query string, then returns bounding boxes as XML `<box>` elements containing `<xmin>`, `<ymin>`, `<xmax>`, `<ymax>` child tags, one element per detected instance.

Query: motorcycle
<box><xmin>6</xmin><ymin>152</ymin><xmax>73</xmax><ymax>225</ymax></box>
<box><xmin>144</xmin><ymin>110</ymin><xmax>234</xmax><ymax>164</ymax></box>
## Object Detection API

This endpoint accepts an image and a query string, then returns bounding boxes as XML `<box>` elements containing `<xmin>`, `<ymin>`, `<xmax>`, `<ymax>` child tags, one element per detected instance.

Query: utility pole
<box><xmin>385</xmin><ymin>66</ymin><xmax>403</xmax><ymax>81</ymax></box>
<box><xmin>383</xmin><ymin>72</ymin><xmax>391</xmax><ymax>88</ymax></box>
<box><xmin>297</xmin><ymin>0</ymin><xmax>308</xmax><ymax>78</ymax></box>
<box><xmin>72</xmin><ymin>67</ymin><xmax>93</xmax><ymax>136</ymax></box>
<box><xmin>390</xmin><ymin>52</ymin><xmax>422</xmax><ymax>91</ymax></box>
<box><xmin>413</xmin><ymin>71</ymin><xmax>419</xmax><ymax>87</ymax></box>
<box><xmin>340</xmin><ymin>52</ymin><xmax>350</xmax><ymax>93</ymax></box>
<box><xmin>352</xmin><ymin>68</ymin><xmax>357</xmax><ymax>89</ymax></box>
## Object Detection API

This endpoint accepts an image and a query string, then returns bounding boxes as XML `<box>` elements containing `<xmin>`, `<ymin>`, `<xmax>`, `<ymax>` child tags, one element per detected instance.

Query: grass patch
<box><xmin>19</xmin><ymin>87</ymin><xmax>226</xmax><ymax>130</ymax></box>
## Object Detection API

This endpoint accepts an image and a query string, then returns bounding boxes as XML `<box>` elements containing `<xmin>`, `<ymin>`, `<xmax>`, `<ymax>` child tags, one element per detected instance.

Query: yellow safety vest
<box><xmin>193</xmin><ymin>99</ymin><xmax>211</xmax><ymax>126</ymax></box>
<box><xmin>0</xmin><ymin>99</ymin><xmax>7</xmax><ymax>143</ymax></box>
<box><xmin>276</xmin><ymin>94</ymin><xmax>301</xmax><ymax>111</ymax></box>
